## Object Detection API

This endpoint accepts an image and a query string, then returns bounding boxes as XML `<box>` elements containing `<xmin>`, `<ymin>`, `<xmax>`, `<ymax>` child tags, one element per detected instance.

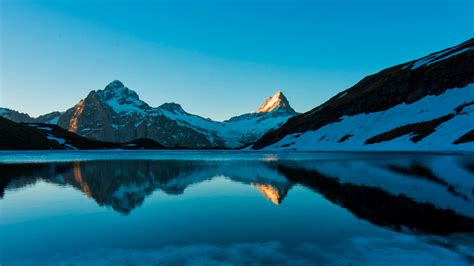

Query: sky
<box><xmin>1</xmin><ymin>0</ymin><xmax>472</xmax><ymax>121</ymax></box>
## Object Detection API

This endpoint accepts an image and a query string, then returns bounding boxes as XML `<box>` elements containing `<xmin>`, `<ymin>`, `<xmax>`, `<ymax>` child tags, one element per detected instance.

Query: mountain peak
<box><xmin>159</xmin><ymin>103</ymin><xmax>186</xmax><ymax>114</ymax></box>
<box><xmin>257</xmin><ymin>91</ymin><xmax>296</xmax><ymax>114</ymax></box>
<box><xmin>93</xmin><ymin>81</ymin><xmax>150</xmax><ymax>115</ymax></box>
<box><xmin>105</xmin><ymin>80</ymin><xmax>125</xmax><ymax>90</ymax></box>
<box><xmin>97</xmin><ymin>80</ymin><xmax>139</xmax><ymax>100</ymax></box>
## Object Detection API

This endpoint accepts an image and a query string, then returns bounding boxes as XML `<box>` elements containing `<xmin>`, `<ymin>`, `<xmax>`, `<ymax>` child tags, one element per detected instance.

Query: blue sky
<box><xmin>1</xmin><ymin>0</ymin><xmax>472</xmax><ymax>120</ymax></box>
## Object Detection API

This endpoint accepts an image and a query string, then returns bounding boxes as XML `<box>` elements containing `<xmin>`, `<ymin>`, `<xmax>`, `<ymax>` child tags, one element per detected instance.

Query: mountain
<box><xmin>253</xmin><ymin>38</ymin><xmax>474</xmax><ymax>151</ymax></box>
<box><xmin>35</xmin><ymin>112</ymin><xmax>62</xmax><ymax>124</ymax></box>
<box><xmin>0</xmin><ymin>108</ymin><xmax>35</xmax><ymax>123</ymax></box>
<box><xmin>0</xmin><ymin>117</ymin><xmax>164</xmax><ymax>150</ymax></box>
<box><xmin>215</xmin><ymin>91</ymin><xmax>296</xmax><ymax>147</ymax></box>
<box><xmin>0</xmin><ymin>108</ymin><xmax>61</xmax><ymax>124</ymax></box>
<box><xmin>2</xmin><ymin>81</ymin><xmax>297</xmax><ymax>148</ymax></box>
<box><xmin>258</xmin><ymin>91</ymin><xmax>296</xmax><ymax>113</ymax></box>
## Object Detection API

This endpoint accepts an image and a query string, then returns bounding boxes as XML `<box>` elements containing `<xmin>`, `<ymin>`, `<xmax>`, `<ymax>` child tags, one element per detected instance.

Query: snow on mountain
<box><xmin>151</xmin><ymin>91</ymin><xmax>297</xmax><ymax>147</ymax></box>
<box><xmin>145</xmin><ymin>91</ymin><xmax>298</xmax><ymax>147</ymax></box>
<box><xmin>154</xmin><ymin>103</ymin><xmax>221</xmax><ymax>134</ymax></box>
<box><xmin>35</xmin><ymin>112</ymin><xmax>62</xmax><ymax>124</ymax></box>
<box><xmin>158</xmin><ymin>103</ymin><xmax>187</xmax><ymax>114</ymax></box>
<box><xmin>220</xmin><ymin>114</ymin><xmax>293</xmax><ymax>147</ymax></box>
<box><xmin>214</xmin><ymin>91</ymin><xmax>297</xmax><ymax>147</ymax></box>
<box><xmin>407</xmin><ymin>41</ymin><xmax>474</xmax><ymax>70</ymax></box>
<box><xmin>254</xmin><ymin>38</ymin><xmax>474</xmax><ymax>151</ymax></box>
<box><xmin>96</xmin><ymin>80</ymin><xmax>150</xmax><ymax>116</ymax></box>
<box><xmin>257</xmin><ymin>91</ymin><xmax>296</xmax><ymax>114</ymax></box>
<box><xmin>263</xmin><ymin>84</ymin><xmax>474</xmax><ymax>151</ymax></box>
<box><xmin>8</xmin><ymin>80</ymin><xmax>297</xmax><ymax>148</ymax></box>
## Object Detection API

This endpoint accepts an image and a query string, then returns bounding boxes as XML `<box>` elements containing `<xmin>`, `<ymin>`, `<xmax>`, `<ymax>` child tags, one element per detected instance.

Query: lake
<box><xmin>1</xmin><ymin>150</ymin><xmax>473</xmax><ymax>265</ymax></box>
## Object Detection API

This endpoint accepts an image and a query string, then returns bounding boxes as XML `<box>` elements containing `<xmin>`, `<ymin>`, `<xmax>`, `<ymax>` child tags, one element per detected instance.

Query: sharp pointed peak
<box><xmin>273</xmin><ymin>90</ymin><xmax>283</xmax><ymax>96</ymax></box>
<box><xmin>257</xmin><ymin>90</ymin><xmax>295</xmax><ymax>114</ymax></box>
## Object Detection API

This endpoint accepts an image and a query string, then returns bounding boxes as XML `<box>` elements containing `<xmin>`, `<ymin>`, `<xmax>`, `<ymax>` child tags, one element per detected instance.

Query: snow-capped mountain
<box><xmin>253</xmin><ymin>38</ymin><xmax>474</xmax><ymax>151</ymax></box>
<box><xmin>1</xmin><ymin>80</ymin><xmax>297</xmax><ymax>148</ymax></box>
<box><xmin>142</xmin><ymin>90</ymin><xmax>297</xmax><ymax>148</ymax></box>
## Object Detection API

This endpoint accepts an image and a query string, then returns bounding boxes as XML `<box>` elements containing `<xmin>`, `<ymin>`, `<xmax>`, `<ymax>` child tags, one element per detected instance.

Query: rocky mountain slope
<box><xmin>1</xmin><ymin>82</ymin><xmax>297</xmax><ymax>148</ymax></box>
<box><xmin>253</xmin><ymin>38</ymin><xmax>474</xmax><ymax>151</ymax></box>
<box><xmin>0</xmin><ymin>117</ymin><xmax>164</xmax><ymax>150</ymax></box>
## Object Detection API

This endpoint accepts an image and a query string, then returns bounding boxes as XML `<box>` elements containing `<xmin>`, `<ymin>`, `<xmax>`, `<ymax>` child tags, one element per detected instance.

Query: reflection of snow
<box><xmin>11</xmin><ymin>234</ymin><xmax>473</xmax><ymax>265</ymax></box>
<box><xmin>284</xmin><ymin>155</ymin><xmax>474</xmax><ymax>218</ymax></box>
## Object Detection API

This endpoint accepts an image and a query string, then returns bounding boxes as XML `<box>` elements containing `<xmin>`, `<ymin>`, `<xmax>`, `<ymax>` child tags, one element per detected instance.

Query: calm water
<box><xmin>1</xmin><ymin>151</ymin><xmax>473</xmax><ymax>265</ymax></box>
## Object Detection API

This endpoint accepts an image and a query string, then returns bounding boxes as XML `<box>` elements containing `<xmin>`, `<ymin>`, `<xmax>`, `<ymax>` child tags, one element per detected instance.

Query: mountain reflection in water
<box><xmin>1</xmin><ymin>154</ymin><xmax>473</xmax><ymax>236</ymax></box>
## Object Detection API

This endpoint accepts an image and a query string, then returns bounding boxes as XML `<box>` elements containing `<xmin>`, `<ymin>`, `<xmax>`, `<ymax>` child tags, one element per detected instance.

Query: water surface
<box><xmin>1</xmin><ymin>151</ymin><xmax>473</xmax><ymax>265</ymax></box>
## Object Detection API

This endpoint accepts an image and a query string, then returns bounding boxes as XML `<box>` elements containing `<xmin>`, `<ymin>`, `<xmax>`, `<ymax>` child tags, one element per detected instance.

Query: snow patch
<box><xmin>266</xmin><ymin>84</ymin><xmax>474</xmax><ymax>151</ymax></box>
<box><xmin>106</xmin><ymin>98</ymin><xmax>146</xmax><ymax>116</ymax></box>
<box><xmin>47</xmin><ymin>117</ymin><xmax>59</xmax><ymax>124</ymax></box>
<box><xmin>259</xmin><ymin>91</ymin><xmax>282</xmax><ymax>112</ymax></box>
<box><xmin>411</xmin><ymin>45</ymin><xmax>473</xmax><ymax>70</ymax></box>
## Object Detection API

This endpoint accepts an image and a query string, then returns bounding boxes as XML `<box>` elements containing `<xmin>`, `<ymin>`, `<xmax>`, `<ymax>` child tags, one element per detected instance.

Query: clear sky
<box><xmin>1</xmin><ymin>0</ymin><xmax>472</xmax><ymax>121</ymax></box>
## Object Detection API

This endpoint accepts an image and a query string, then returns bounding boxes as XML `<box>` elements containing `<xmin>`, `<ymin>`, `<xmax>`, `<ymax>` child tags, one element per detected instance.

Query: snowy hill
<box><xmin>253</xmin><ymin>38</ymin><xmax>474</xmax><ymax>151</ymax></box>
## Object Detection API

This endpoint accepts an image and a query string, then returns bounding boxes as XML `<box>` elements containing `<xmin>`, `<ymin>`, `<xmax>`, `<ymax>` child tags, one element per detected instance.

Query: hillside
<box><xmin>253</xmin><ymin>39</ymin><xmax>474</xmax><ymax>151</ymax></box>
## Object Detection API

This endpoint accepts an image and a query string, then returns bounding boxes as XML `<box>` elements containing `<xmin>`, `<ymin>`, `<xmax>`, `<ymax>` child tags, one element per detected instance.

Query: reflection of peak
<box><xmin>253</xmin><ymin>183</ymin><xmax>289</xmax><ymax>205</ymax></box>
<box><xmin>72</xmin><ymin>162</ymin><xmax>92</xmax><ymax>198</ymax></box>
